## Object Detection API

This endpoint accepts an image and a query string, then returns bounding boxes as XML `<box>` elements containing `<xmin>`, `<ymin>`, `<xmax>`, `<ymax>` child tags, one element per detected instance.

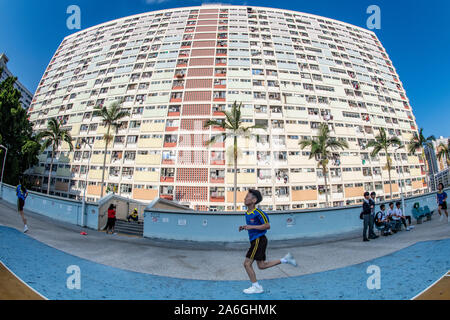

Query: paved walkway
<box><xmin>0</xmin><ymin>199</ymin><xmax>449</xmax><ymax>299</ymax></box>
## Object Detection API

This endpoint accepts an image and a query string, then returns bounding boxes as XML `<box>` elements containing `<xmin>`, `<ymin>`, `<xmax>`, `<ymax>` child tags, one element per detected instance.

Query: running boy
<box><xmin>16</xmin><ymin>180</ymin><xmax>29</xmax><ymax>233</ymax></box>
<box><xmin>239</xmin><ymin>189</ymin><xmax>297</xmax><ymax>294</ymax></box>
<box><xmin>436</xmin><ymin>183</ymin><xmax>448</xmax><ymax>223</ymax></box>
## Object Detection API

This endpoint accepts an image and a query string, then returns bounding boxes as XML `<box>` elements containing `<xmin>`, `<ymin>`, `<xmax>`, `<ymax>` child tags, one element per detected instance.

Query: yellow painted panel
<box><xmin>408</xmin><ymin>156</ymin><xmax>419</xmax><ymax>165</ymax></box>
<box><xmin>88</xmin><ymin>169</ymin><xmax>103</xmax><ymax>180</ymax></box>
<box><xmin>226</xmin><ymin>172</ymin><xmax>256</xmax><ymax>184</ymax></box>
<box><xmin>227</xmin><ymin>191</ymin><xmax>247</xmax><ymax>203</ymax></box>
<box><xmin>70</xmin><ymin>124</ymin><xmax>81</xmax><ymax>136</ymax></box>
<box><xmin>344</xmin><ymin>186</ymin><xmax>364</xmax><ymax>198</ymax></box>
<box><xmin>96</xmin><ymin>125</ymin><xmax>108</xmax><ymax>135</ymax></box>
<box><xmin>384</xmin><ymin>183</ymin><xmax>399</xmax><ymax>193</ymax></box>
<box><xmin>134</xmin><ymin>171</ymin><xmax>159</xmax><ymax>182</ymax></box>
<box><xmin>137</xmin><ymin>138</ymin><xmax>163</xmax><ymax>148</ymax></box>
<box><xmin>140</xmin><ymin>122</ymin><xmax>165</xmax><ymax>132</ymax></box>
<box><xmin>412</xmin><ymin>180</ymin><xmax>423</xmax><ymax>189</ymax></box>
<box><xmin>93</xmin><ymin>139</ymin><xmax>112</xmax><ymax>150</ymax></box>
<box><xmin>87</xmin><ymin>185</ymin><xmax>101</xmax><ymax>196</ymax></box>
<box><xmin>91</xmin><ymin>154</ymin><xmax>111</xmax><ymax>165</ymax></box>
<box><xmin>292</xmin><ymin>189</ymin><xmax>317</xmax><ymax>201</ymax></box>
<box><xmin>133</xmin><ymin>189</ymin><xmax>158</xmax><ymax>201</ymax></box>
<box><xmin>136</xmin><ymin>154</ymin><xmax>161</xmax><ymax>165</ymax></box>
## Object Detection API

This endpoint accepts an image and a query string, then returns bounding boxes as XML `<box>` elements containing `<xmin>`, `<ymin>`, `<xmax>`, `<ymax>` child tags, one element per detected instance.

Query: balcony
<box><xmin>210</xmin><ymin>177</ymin><xmax>224</xmax><ymax>184</ymax></box>
<box><xmin>160</xmin><ymin>194</ymin><xmax>173</xmax><ymax>201</ymax></box>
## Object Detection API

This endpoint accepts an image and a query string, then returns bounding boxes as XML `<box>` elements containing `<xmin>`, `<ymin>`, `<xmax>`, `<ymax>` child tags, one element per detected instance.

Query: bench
<box><xmin>411</xmin><ymin>202</ymin><xmax>432</xmax><ymax>224</ymax></box>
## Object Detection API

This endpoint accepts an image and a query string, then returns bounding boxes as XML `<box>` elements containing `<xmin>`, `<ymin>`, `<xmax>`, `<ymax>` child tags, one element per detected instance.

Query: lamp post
<box><xmin>0</xmin><ymin>145</ymin><xmax>7</xmax><ymax>199</ymax></box>
<box><xmin>395</xmin><ymin>147</ymin><xmax>406</xmax><ymax>215</ymax></box>
<box><xmin>80</xmin><ymin>138</ymin><xmax>92</xmax><ymax>227</ymax></box>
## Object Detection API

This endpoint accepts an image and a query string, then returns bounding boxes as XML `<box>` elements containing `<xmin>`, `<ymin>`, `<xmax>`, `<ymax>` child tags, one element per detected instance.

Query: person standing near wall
<box><xmin>106</xmin><ymin>204</ymin><xmax>117</xmax><ymax>234</ymax></box>
<box><xmin>436</xmin><ymin>183</ymin><xmax>449</xmax><ymax>223</ymax></box>
<box><xmin>16</xmin><ymin>179</ymin><xmax>29</xmax><ymax>233</ymax></box>
<box><xmin>368</xmin><ymin>191</ymin><xmax>379</xmax><ymax>239</ymax></box>
<box><xmin>239</xmin><ymin>189</ymin><xmax>297</xmax><ymax>294</ymax></box>
<box><xmin>362</xmin><ymin>192</ymin><xmax>372</xmax><ymax>241</ymax></box>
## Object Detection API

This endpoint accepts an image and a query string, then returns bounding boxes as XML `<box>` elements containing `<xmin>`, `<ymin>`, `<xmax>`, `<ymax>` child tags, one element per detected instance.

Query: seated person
<box><xmin>375</xmin><ymin>204</ymin><xmax>393</xmax><ymax>236</ymax></box>
<box><xmin>127</xmin><ymin>208</ymin><xmax>140</xmax><ymax>223</ymax></box>
<box><xmin>387</xmin><ymin>202</ymin><xmax>402</xmax><ymax>232</ymax></box>
<box><xmin>396</xmin><ymin>202</ymin><xmax>414</xmax><ymax>231</ymax></box>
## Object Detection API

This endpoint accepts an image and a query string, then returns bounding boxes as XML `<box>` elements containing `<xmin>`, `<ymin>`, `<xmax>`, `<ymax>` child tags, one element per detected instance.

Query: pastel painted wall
<box><xmin>143</xmin><ymin>188</ymin><xmax>448</xmax><ymax>242</ymax></box>
<box><xmin>1</xmin><ymin>184</ymin><xmax>98</xmax><ymax>230</ymax></box>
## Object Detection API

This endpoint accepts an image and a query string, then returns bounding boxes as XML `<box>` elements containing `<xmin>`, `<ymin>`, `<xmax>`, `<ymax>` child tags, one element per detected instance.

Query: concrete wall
<box><xmin>143</xmin><ymin>188</ymin><xmax>448</xmax><ymax>242</ymax></box>
<box><xmin>1</xmin><ymin>184</ymin><xmax>98</xmax><ymax>230</ymax></box>
<box><xmin>1</xmin><ymin>182</ymin><xmax>447</xmax><ymax>242</ymax></box>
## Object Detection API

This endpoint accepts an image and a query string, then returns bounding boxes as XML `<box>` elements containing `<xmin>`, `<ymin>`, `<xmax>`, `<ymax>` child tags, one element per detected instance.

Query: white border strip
<box><xmin>411</xmin><ymin>270</ymin><xmax>450</xmax><ymax>300</ymax></box>
<box><xmin>0</xmin><ymin>261</ymin><xmax>48</xmax><ymax>300</ymax></box>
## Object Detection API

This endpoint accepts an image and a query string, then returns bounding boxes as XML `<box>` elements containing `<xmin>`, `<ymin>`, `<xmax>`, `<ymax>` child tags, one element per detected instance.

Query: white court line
<box><xmin>0</xmin><ymin>261</ymin><xmax>48</xmax><ymax>300</ymax></box>
<box><xmin>411</xmin><ymin>270</ymin><xmax>450</xmax><ymax>300</ymax></box>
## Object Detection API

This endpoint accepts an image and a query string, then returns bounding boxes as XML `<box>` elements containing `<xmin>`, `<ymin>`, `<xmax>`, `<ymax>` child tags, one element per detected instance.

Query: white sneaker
<box><xmin>406</xmin><ymin>226</ymin><xmax>410</xmax><ymax>231</ymax></box>
<box><xmin>243</xmin><ymin>284</ymin><xmax>264</xmax><ymax>294</ymax></box>
<box><xmin>409</xmin><ymin>225</ymin><xmax>415</xmax><ymax>229</ymax></box>
<box><xmin>440</xmin><ymin>214</ymin><xmax>444</xmax><ymax>222</ymax></box>
<box><xmin>282</xmin><ymin>252</ymin><xmax>298</xmax><ymax>267</ymax></box>
<box><xmin>23</xmin><ymin>225</ymin><xmax>29</xmax><ymax>233</ymax></box>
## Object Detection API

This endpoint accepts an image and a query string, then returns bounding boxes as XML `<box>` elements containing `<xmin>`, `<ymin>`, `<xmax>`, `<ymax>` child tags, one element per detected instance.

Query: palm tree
<box><xmin>367</xmin><ymin>127</ymin><xmax>402</xmax><ymax>200</ymax></box>
<box><xmin>437</xmin><ymin>139</ymin><xmax>450</xmax><ymax>167</ymax></box>
<box><xmin>39</xmin><ymin>118</ymin><xmax>74</xmax><ymax>194</ymax></box>
<box><xmin>407</xmin><ymin>127</ymin><xmax>436</xmax><ymax>157</ymax></box>
<box><xmin>299</xmin><ymin>123</ymin><xmax>348</xmax><ymax>207</ymax></box>
<box><xmin>204</xmin><ymin>101</ymin><xmax>266</xmax><ymax>211</ymax></box>
<box><xmin>93</xmin><ymin>100</ymin><xmax>129</xmax><ymax>198</ymax></box>
<box><xmin>407</xmin><ymin>128</ymin><xmax>436</xmax><ymax>190</ymax></box>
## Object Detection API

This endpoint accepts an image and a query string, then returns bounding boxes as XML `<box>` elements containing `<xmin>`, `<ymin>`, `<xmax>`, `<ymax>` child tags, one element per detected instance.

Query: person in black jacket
<box><xmin>368</xmin><ymin>192</ymin><xmax>379</xmax><ymax>239</ymax></box>
<box><xmin>362</xmin><ymin>192</ymin><xmax>372</xmax><ymax>241</ymax></box>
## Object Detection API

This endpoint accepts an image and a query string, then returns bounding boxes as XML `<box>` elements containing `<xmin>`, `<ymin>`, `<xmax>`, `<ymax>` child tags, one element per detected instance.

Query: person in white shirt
<box><xmin>375</xmin><ymin>204</ymin><xmax>393</xmax><ymax>236</ymax></box>
<box><xmin>387</xmin><ymin>202</ymin><xmax>401</xmax><ymax>232</ymax></box>
<box><xmin>396</xmin><ymin>202</ymin><xmax>414</xmax><ymax>231</ymax></box>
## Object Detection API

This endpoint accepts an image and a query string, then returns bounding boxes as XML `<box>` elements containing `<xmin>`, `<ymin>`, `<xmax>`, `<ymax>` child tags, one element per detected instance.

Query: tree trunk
<box><xmin>234</xmin><ymin>135</ymin><xmax>237</xmax><ymax>212</ymax></box>
<box><xmin>387</xmin><ymin>157</ymin><xmax>393</xmax><ymax>199</ymax></box>
<box><xmin>47</xmin><ymin>146</ymin><xmax>55</xmax><ymax>195</ymax></box>
<box><xmin>100</xmin><ymin>125</ymin><xmax>111</xmax><ymax>198</ymax></box>
<box><xmin>323</xmin><ymin>164</ymin><xmax>330</xmax><ymax>208</ymax></box>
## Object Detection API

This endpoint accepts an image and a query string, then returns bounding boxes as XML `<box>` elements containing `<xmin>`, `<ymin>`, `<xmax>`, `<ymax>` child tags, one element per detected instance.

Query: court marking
<box><xmin>1</xmin><ymin>225</ymin><xmax>449</xmax><ymax>300</ymax></box>
<box><xmin>0</xmin><ymin>261</ymin><xmax>47</xmax><ymax>300</ymax></box>
<box><xmin>412</xmin><ymin>271</ymin><xmax>450</xmax><ymax>300</ymax></box>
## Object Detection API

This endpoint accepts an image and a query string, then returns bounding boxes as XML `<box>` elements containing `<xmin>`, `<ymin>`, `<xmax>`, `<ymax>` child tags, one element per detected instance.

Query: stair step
<box><xmin>112</xmin><ymin>220</ymin><xmax>144</xmax><ymax>236</ymax></box>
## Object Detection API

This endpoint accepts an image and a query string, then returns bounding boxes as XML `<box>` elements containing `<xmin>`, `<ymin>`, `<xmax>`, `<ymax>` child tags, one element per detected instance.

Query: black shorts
<box><xmin>17</xmin><ymin>198</ymin><xmax>25</xmax><ymax>211</ymax></box>
<box><xmin>245</xmin><ymin>235</ymin><xmax>267</xmax><ymax>261</ymax></box>
<box><xmin>106</xmin><ymin>217</ymin><xmax>116</xmax><ymax>229</ymax></box>
<box><xmin>439</xmin><ymin>201</ymin><xmax>447</xmax><ymax>210</ymax></box>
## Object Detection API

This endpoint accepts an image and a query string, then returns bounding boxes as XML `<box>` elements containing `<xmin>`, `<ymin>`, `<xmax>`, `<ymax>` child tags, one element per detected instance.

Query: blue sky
<box><xmin>0</xmin><ymin>0</ymin><xmax>449</xmax><ymax>137</ymax></box>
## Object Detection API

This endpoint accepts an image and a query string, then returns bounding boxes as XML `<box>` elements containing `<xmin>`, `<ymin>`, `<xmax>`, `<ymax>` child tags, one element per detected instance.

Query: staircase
<box><xmin>113</xmin><ymin>220</ymin><xmax>144</xmax><ymax>236</ymax></box>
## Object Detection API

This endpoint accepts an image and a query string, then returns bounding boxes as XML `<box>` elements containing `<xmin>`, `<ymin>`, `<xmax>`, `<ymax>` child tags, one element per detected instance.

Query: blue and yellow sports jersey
<box><xmin>16</xmin><ymin>185</ymin><xmax>27</xmax><ymax>201</ymax></box>
<box><xmin>437</xmin><ymin>191</ymin><xmax>447</xmax><ymax>204</ymax></box>
<box><xmin>245</xmin><ymin>208</ymin><xmax>270</xmax><ymax>242</ymax></box>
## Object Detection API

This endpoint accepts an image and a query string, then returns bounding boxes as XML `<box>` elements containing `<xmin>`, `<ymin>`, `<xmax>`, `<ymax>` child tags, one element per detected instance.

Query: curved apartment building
<box><xmin>26</xmin><ymin>4</ymin><xmax>427</xmax><ymax>211</ymax></box>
